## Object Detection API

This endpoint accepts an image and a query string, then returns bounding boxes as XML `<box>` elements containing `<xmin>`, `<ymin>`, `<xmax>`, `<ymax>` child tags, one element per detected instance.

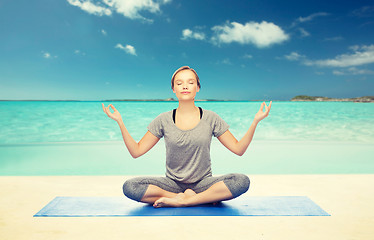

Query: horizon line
<box><xmin>0</xmin><ymin>95</ymin><xmax>372</xmax><ymax>102</ymax></box>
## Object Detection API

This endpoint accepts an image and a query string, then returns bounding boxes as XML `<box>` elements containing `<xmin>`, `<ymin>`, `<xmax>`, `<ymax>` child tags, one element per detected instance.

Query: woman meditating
<box><xmin>102</xmin><ymin>66</ymin><xmax>272</xmax><ymax>208</ymax></box>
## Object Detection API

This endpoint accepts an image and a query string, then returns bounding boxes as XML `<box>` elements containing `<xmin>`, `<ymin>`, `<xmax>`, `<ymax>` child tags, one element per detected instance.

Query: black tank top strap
<box><xmin>173</xmin><ymin>107</ymin><xmax>203</xmax><ymax>123</ymax></box>
<box><xmin>173</xmin><ymin>108</ymin><xmax>176</xmax><ymax>123</ymax></box>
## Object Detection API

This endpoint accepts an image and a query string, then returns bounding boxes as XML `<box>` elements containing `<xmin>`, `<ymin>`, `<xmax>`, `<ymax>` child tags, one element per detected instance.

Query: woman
<box><xmin>102</xmin><ymin>66</ymin><xmax>272</xmax><ymax>208</ymax></box>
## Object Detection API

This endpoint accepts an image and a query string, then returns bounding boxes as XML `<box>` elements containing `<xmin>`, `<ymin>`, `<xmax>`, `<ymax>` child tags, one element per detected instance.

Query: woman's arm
<box><xmin>217</xmin><ymin>101</ymin><xmax>272</xmax><ymax>156</ymax></box>
<box><xmin>102</xmin><ymin>103</ymin><xmax>160</xmax><ymax>159</ymax></box>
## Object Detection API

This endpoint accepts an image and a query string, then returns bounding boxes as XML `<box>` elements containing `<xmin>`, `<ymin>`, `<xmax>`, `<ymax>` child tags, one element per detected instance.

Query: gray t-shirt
<box><xmin>147</xmin><ymin>108</ymin><xmax>229</xmax><ymax>183</ymax></box>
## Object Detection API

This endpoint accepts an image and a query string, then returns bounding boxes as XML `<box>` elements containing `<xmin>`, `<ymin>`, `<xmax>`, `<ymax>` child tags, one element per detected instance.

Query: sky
<box><xmin>0</xmin><ymin>0</ymin><xmax>373</xmax><ymax>101</ymax></box>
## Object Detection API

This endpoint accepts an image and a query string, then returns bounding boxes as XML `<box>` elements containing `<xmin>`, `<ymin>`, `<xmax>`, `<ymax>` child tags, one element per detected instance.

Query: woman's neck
<box><xmin>177</xmin><ymin>100</ymin><xmax>198</xmax><ymax>115</ymax></box>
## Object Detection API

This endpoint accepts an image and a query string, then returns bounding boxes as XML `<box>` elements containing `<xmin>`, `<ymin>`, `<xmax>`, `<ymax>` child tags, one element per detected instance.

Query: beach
<box><xmin>1</xmin><ymin>174</ymin><xmax>373</xmax><ymax>240</ymax></box>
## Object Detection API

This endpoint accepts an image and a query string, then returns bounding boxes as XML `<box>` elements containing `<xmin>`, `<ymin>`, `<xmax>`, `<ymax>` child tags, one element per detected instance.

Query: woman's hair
<box><xmin>171</xmin><ymin>66</ymin><xmax>201</xmax><ymax>90</ymax></box>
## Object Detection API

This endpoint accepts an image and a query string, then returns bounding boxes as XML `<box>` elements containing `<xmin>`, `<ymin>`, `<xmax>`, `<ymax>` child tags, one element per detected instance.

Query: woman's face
<box><xmin>172</xmin><ymin>69</ymin><xmax>200</xmax><ymax>101</ymax></box>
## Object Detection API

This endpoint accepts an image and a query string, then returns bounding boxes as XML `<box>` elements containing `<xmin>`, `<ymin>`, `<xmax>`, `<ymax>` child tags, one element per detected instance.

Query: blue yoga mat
<box><xmin>34</xmin><ymin>196</ymin><xmax>329</xmax><ymax>217</ymax></box>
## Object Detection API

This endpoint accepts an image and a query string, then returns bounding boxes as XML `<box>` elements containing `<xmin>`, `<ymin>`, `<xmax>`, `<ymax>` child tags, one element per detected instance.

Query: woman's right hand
<box><xmin>102</xmin><ymin>103</ymin><xmax>123</xmax><ymax>123</ymax></box>
<box><xmin>254</xmin><ymin>101</ymin><xmax>272</xmax><ymax>123</ymax></box>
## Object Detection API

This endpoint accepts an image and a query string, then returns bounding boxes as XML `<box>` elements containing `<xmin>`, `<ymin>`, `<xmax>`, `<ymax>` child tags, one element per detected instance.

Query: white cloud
<box><xmin>298</xmin><ymin>28</ymin><xmax>310</xmax><ymax>37</ymax></box>
<box><xmin>349</xmin><ymin>45</ymin><xmax>360</xmax><ymax>51</ymax></box>
<box><xmin>222</xmin><ymin>58</ymin><xmax>232</xmax><ymax>65</ymax></box>
<box><xmin>284</xmin><ymin>52</ymin><xmax>305</xmax><ymax>61</ymax></box>
<box><xmin>211</xmin><ymin>21</ymin><xmax>289</xmax><ymax>48</ymax></box>
<box><xmin>323</xmin><ymin>36</ymin><xmax>343</xmax><ymax>42</ymax></box>
<box><xmin>332</xmin><ymin>70</ymin><xmax>344</xmax><ymax>75</ymax></box>
<box><xmin>104</xmin><ymin>0</ymin><xmax>171</xmax><ymax>22</ymax></box>
<box><xmin>42</xmin><ymin>51</ymin><xmax>57</xmax><ymax>59</ymax></box>
<box><xmin>101</xmin><ymin>29</ymin><xmax>107</xmax><ymax>35</ymax></box>
<box><xmin>304</xmin><ymin>45</ymin><xmax>374</xmax><ymax>67</ymax></box>
<box><xmin>67</xmin><ymin>0</ymin><xmax>171</xmax><ymax>22</ymax></box>
<box><xmin>181</xmin><ymin>29</ymin><xmax>205</xmax><ymax>40</ymax></box>
<box><xmin>284</xmin><ymin>46</ymin><xmax>374</xmax><ymax>76</ymax></box>
<box><xmin>351</xmin><ymin>6</ymin><xmax>374</xmax><ymax>18</ymax></box>
<box><xmin>333</xmin><ymin>67</ymin><xmax>374</xmax><ymax>76</ymax></box>
<box><xmin>216</xmin><ymin>58</ymin><xmax>232</xmax><ymax>65</ymax></box>
<box><xmin>351</xmin><ymin>67</ymin><xmax>374</xmax><ymax>74</ymax></box>
<box><xmin>115</xmin><ymin>43</ymin><xmax>137</xmax><ymax>56</ymax></box>
<box><xmin>67</xmin><ymin>0</ymin><xmax>112</xmax><ymax>16</ymax></box>
<box><xmin>243</xmin><ymin>54</ymin><xmax>253</xmax><ymax>59</ymax></box>
<box><xmin>74</xmin><ymin>49</ymin><xmax>86</xmax><ymax>55</ymax></box>
<box><xmin>298</xmin><ymin>12</ymin><xmax>329</xmax><ymax>23</ymax></box>
<box><xmin>43</xmin><ymin>52</ymin><xmax>51</xmax><ymax>59</ymax></box>
<box><xmin>291</xmin><ymin>12</ymin><xmax>329</xmax><ymax>27</ymax></box>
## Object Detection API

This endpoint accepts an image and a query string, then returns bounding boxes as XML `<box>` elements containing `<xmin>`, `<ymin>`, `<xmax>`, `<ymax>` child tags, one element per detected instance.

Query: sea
<box><xmin>0</xmin><ymin>101</ymin><xmax>373</xmax><ymax>175</ymax></box>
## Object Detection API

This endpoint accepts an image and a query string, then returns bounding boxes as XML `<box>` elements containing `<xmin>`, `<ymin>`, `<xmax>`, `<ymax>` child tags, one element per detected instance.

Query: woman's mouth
<box><xmin>181</xmin><ymin>92</ymin><xmax>190</xmax><ymax>94</ymax></box>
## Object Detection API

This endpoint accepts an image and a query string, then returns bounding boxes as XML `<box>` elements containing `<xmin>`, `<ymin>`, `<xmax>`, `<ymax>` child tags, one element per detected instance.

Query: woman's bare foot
<box><xmin>153</xmin><ymin>189</ymin><xmax>196</xmax><ymax>208</ymax></box>
<box><xmin>153</xmin><ymin>196</ymin><xmax>184</xmax><ymax>208</ymax></box>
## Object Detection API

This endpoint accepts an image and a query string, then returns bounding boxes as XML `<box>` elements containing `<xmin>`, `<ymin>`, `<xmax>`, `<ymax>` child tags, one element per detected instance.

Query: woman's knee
<box><xmin>224</xmin><ymin>173</ymin><xmax>250</xmax><ymax>198</ymax></box>
<box><xmin>237</xmin><ymin>173</ymin><xmax>250</xmax><ymax>192</ymax></box>
<box><xmin>122</xmin><ymin>178</ymin><xmax>148</xmax><ymax>202</ymax></box>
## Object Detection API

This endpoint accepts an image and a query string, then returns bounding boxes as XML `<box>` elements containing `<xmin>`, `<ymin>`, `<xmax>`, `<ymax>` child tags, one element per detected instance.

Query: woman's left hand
<box><xmin>254</xmin><ymin>101</ymin><xmax>272</xmax><ymax>123</ymax></box>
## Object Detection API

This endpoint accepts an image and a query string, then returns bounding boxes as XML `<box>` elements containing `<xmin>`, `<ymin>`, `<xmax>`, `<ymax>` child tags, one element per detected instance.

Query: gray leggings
<box><xmin>123</xmin><ymin>173</ymin><xmax>250</xmax><ymax>202</ymax></box>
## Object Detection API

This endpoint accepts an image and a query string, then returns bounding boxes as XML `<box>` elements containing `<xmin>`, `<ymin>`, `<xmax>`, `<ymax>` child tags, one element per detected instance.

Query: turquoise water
<box><xmin>0</xmin><ymin>101</ymin><xmax>373</xmax><ymax>175</ymax></box>
<box><xmin>1</xmin><ymin>101</ymin><xmax>373</xmax><ymax>144</ymax></box>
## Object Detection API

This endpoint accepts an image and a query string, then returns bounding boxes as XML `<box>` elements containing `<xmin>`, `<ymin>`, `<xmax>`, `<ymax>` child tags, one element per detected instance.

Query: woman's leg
<box><xmin>140</xmin><ymin>184</ymin><xmax>179</xmax><ymax>204</ymax></box>
<box><xmin>153</xmin><ymin>173</ymin><xmax>250</xmax><ymax>208</ymax></box>
<box><xmin>195</xmin><ymin>173</ymin><xmax>250</xmax><ymax>198</ymax></box>
<box><xmin>122</xmin><ymin>176</ymin><xmax>183</xmax><ymax>204</ymax></box>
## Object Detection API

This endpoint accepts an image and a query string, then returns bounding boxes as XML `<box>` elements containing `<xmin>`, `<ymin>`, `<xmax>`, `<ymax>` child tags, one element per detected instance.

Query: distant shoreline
<box><xmin>291</xmin><ymin>95</ymin><xmax>374</xmax><ymax>103</ymax></box>
<box><xmin>0</xmin><ymin>96</ymin><xmax>373</xmax><ymax>102</ymax></box>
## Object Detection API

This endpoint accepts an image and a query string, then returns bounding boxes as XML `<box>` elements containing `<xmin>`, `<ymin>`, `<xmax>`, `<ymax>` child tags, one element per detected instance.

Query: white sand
<box><xmin>0</xmin><ymin>174</ymin><xmax>373</xmax><ymax>240</ymax></box>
